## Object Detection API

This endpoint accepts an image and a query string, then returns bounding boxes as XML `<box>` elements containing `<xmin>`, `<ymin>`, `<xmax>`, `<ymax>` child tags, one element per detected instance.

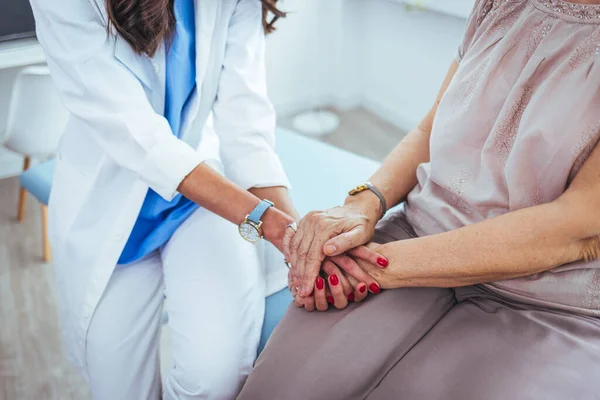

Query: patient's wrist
<box><xmin>344</xmin><ymin>191</ymin><xmax>382</xmax><ymax>225</ymax></box>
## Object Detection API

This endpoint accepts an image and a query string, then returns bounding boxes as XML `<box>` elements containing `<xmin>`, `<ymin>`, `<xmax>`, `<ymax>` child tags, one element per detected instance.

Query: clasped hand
<box><xmin>283</xmin><ymin>203</ymin><xmax>388</xmax><ymax>311</ymax></box>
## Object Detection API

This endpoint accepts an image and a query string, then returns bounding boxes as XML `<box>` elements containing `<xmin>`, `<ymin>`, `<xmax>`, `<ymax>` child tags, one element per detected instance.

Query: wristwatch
<box><xmin>238</xmin><ymin>199</ymin><xmax>274</xmax><ymax>243</ymax></box>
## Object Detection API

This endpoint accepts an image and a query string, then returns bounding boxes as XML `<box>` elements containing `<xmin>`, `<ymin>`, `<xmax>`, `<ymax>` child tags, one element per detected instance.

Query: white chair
<box><xmin>1</xmin><ymin>65</ymin><xmax>69</xmax><ymax>262</ymax></box>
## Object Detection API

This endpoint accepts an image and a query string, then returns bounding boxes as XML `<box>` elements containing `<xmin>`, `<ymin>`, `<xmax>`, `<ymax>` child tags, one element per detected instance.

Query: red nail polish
<box><xmin>327</xmin><ymin>296</ymin><xmax>334</xmax><ymax>304</ymax></box>
<box><xmin>369</xmin><ymin>283</ymin><xmax>381</xmax><ymax>294</ymax></box>
<box><xmin>377</xmin><ymin>257</ymin><xmax>389</xmax><ymax>267</ymax></box>
<box><xmin>347</xmin><ymin>292</ymin><xmax>355</xmax><ymax>301</ymax></box>
<box><xmin>316</xmin><ymin>277</ymin><xmax>324</xmax><ymax>290</ymax></box>
<box><xmin>329</xmin><ymin>274</ymin><xmax>339</xmax><ymax>286</ymax></box>
<box><xmin>359</xmin><ymin>285</ymin><xmax>367</xmax><ymax>294</ymax></box>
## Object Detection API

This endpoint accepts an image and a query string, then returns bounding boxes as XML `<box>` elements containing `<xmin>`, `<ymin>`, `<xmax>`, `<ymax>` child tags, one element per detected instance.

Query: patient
<box><xmin>239</xmin><ymin>1</ymin><xmax>600</xmax><ymax>398</ymax></box>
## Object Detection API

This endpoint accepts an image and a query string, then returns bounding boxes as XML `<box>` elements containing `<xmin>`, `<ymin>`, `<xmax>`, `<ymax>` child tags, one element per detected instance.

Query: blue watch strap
<box><xmin>248</xmin><ymin>199</ymin><xmax>274</xmax><ymax>224</ymax></box>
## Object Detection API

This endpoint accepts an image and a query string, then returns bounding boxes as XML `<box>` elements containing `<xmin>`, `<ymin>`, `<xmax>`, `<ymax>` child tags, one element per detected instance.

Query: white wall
<box><xmin>0</xmin><ymin>67</ymin><xmax>26</xmax><ymax>179</ymax></box>
<box><xmin>265</xmin><ymin>0</ymin><xmax>356</xmax><ymax>115</ymax></box>
<box><xmin>360</xmin><ymin>0</ymin><xmax>467</xmax><ymax>129</ymax></box>
<box><xmin>268</xmin><ymin>0</ymin><xmax>470</xmax><ymax>132</ymax></box>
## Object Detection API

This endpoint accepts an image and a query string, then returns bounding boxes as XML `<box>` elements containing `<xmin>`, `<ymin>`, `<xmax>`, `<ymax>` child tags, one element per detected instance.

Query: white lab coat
<box><xmin>30</xmin><ymin>0</ymin><xmax>290</xmax><ymax>372</ymax></box>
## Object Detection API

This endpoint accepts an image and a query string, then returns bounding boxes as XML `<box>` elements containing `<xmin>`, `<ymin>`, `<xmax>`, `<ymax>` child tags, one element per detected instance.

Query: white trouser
<box><xmin>84</xmin><ymin>207</ymin><xmax>265</xmax><ymax>399</ymax></box>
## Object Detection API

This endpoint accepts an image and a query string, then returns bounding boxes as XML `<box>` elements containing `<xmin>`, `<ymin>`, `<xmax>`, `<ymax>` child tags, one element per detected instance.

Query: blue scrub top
<box><xmin>119</xmin><ymin>0</ymin><xmax>199</xmax><ymax>264</ymax></box>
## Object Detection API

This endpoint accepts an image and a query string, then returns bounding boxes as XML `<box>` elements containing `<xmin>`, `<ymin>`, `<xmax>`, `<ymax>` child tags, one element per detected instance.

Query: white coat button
<box><xmin>114</xmin><ymin>233</ymin><xmax>124</xmax><ymax>241</ymax></box>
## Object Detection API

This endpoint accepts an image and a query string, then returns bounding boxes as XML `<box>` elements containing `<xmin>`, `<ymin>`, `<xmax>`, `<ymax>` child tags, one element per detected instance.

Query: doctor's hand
<box><xmin>261</xmin><ymin>207</ymin><xmax>295</xmax><ymax>254</ymax></box>
<box><xmin>283</xmin><ymin>199</ymin><xmax>387</xmax><ymax>298</ymax></box>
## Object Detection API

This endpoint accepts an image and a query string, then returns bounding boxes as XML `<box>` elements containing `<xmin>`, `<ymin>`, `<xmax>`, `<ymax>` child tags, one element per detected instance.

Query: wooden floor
<box><xmin>0</xmin><ymin>107</ymin><xmax>405</xmax><ymax>399</ymax></box>
<box><xmin>0</xmin><ymin>177</ymin><xmax>91</xmax><ymax>400</ymax></box>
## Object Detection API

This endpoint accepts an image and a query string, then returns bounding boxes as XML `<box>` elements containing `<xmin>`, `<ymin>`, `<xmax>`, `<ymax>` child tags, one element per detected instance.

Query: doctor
<box><xmin>29</xmin><ymin>0</ymin><xmax>300</xmax><ymax>398</ymax></box>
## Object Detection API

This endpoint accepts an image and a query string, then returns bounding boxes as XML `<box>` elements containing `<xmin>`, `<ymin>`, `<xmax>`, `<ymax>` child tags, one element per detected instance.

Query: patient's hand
<box><xmin>347</xmin><ymin>242</ymin><xmax>398</xmax><ymax>289</ymax></box>
<box><xmin>290</xmin><ymin>252</ymin><xmax>382</xmax><ymax>312</ymax></box>
<box><xmin>283</xmin><ymin>206</ymin><xmax>388</xmax><ymax>299</ymax></box>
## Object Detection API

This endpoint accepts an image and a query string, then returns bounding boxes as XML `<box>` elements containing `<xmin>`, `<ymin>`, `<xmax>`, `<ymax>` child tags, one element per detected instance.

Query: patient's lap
<box><xmin>240</xmin><ymin>287</ymin><xmax>455</xmax><ymax>399</ymax></box>
<box><xmin>369</xmin><ymin>287</ymin><xmax>600</xmax><ymax>399</ymax></box>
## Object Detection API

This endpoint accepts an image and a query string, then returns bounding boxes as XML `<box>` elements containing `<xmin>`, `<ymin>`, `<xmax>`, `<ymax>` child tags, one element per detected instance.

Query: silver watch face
<box><xmin>239</xmin><ymin>222</ymin><xmax>261</xmax><ymax>243</ymax></box>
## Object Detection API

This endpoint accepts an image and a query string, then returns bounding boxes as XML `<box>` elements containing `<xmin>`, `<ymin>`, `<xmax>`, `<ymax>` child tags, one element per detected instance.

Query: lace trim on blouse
<box><xmin>533</xmin><ymin>0</ymin><xmax>600</xmax><ymax>22</ymax></box>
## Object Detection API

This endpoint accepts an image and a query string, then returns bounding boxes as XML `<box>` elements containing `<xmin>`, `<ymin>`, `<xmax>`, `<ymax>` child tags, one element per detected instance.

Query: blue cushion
<box><xmin>19</xmin><ymin>159</ymin><xmax>56</xmax><ymax>205</ymax></box>
<box><xmin>258</xmin><ymin>288</ymin><xmax>294</xmax><ymax>355</ymax></box>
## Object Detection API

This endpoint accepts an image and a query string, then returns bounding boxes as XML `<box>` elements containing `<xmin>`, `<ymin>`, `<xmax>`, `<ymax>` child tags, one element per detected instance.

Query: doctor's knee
<box><xmin>165</xmin><ymin>349</ymin><xmax>252</xmax><ymax>399</ymax></box>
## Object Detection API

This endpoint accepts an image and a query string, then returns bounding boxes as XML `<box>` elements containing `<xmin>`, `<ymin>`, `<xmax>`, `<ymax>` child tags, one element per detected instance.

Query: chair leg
<box><xmin>17</xmin><ymin>156</ymin><xmax>31</xmax><ymax>222</ymax></box>
<box><xmin>41</xmin><ymin>204</ymin><xmax>51</xmax><ymax>263</ymax></box>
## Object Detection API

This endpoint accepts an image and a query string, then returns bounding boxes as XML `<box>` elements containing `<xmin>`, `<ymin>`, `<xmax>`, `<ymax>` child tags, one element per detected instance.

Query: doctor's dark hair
<box><xmin>105</xmin><ymin>0</ymin><xmax>285</xmax><ymax>57</ymax></box>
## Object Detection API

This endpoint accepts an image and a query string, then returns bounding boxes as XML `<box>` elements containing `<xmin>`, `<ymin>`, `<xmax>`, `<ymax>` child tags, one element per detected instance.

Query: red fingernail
<box><xmin>369</xmin><ymin>283</ymin><xmax>381</xmax><ymax>294</ymax></box>
<box><xmin>377</xmin><ymin>257</ymin><xmax>389</xmax><ymax>267</ymax></box>
<box><xmin>327</xmin><ymin>296</ymin><xmax>334</xmax><ymax>304</ymax></box>
<box><xmin>359</xmin><ymin>284</ymin><xmax>367</xmax><ymax>294</ymax></box>
<box><xmin>316</xmin><ymin>277</ymin><xmax>324</xmax><ymax>290</ymax></box>
<box><xmin>347</xmin><ymin>292</ymin><xmax>355</xmax><ymax>301</ymax></box>
<box><xmin>329</xmin><ymin>274</ymin><xmax>339</xmax><ymax>286</ymax></box>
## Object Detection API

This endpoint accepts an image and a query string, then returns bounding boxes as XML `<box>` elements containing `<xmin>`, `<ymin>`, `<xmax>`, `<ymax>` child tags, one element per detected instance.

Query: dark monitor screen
<box><xmin>0</xmin><ymin>0</ymin><xmax>36</xmax><ymax>42</ymax></box>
